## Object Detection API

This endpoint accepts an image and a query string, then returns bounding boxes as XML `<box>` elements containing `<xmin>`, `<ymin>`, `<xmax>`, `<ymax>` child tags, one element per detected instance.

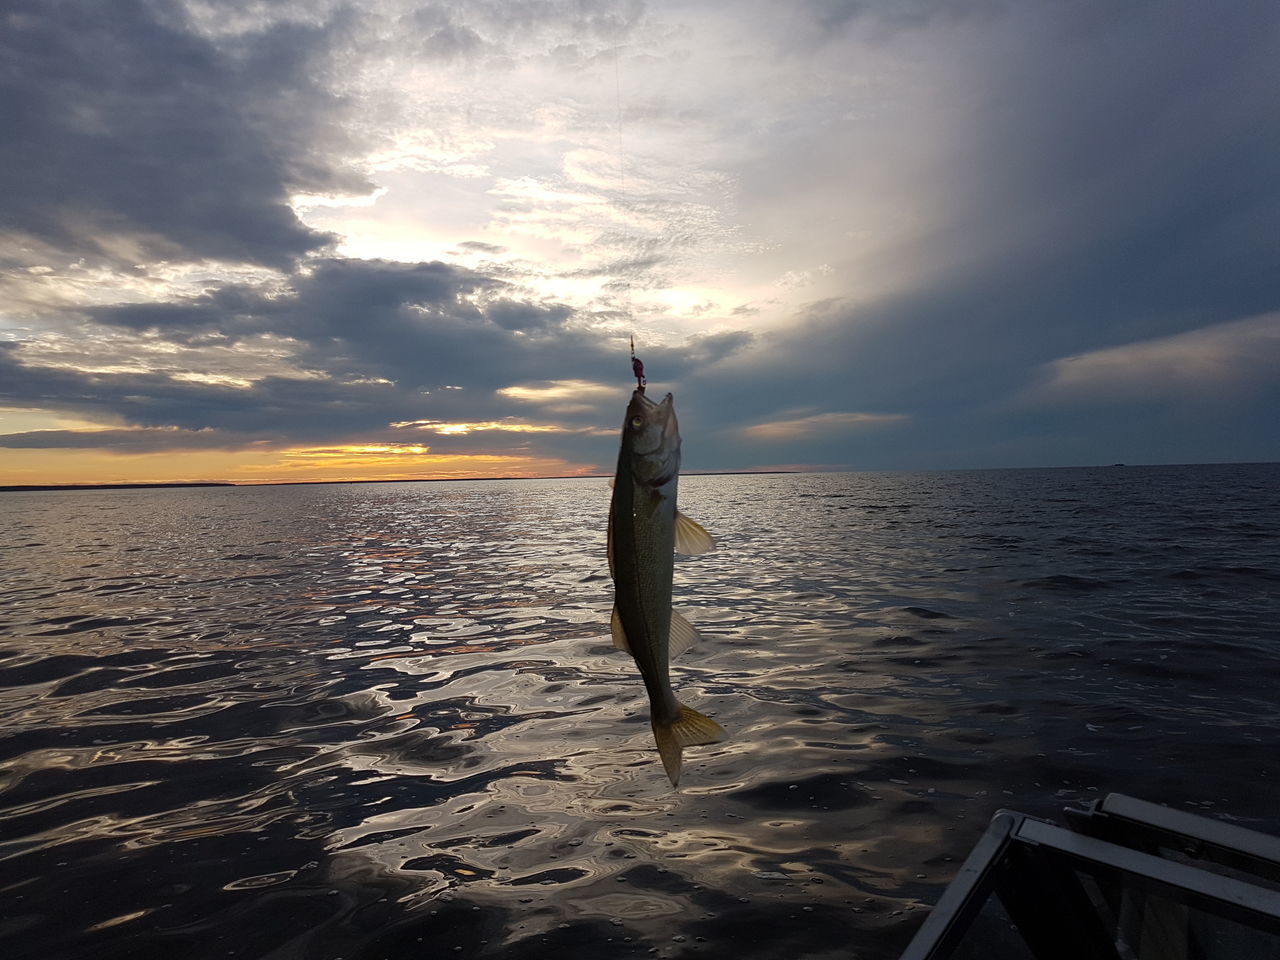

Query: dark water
<box><xmin>1</xmin><ymin>464</ymin><xmax>1278</xmax><ymax>960</ymax></box>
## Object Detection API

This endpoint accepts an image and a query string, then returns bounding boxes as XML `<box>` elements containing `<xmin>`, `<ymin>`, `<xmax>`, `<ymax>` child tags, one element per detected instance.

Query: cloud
<box><xmin>0</xmin><ymin>0</ymin><xmax>365</xmax><ymax>271</ymax></box>
<box><xmin>410</xmin><ymin>0</ymin><xmax>646</xmax><ymax>54</ymax></box>
<box><xmin>741</xmin><ymin>411</ymin><xmax>908</xmax><ymax>441</ymax></box>
<box><xmin>389</xmin><ymin>418</ymin><xmax>607</xmax><ymax>437</ymax></box>
<box><xmin>76</xmin><ymin>258</ymin><xmax>753</xmax><ymax>395</ymax></box>
<box><xmin>456</xmin><ymin>241</ymin><xmax>508</xmax><ymax>255</ymax></box>
<box><xmin>0</xmin><ymin>255</ymin><xmax>757</xmax><ymax>471</ymax></box>
<box><xmin>1033</xmin><ymin>314</ymin><xmax>1280</xmax><ymax>405</ymax></box>
<box><xmin>653</xmin><ymin>0</ymin><xmax>1280</xmax><ymax>466</ymax></box>
<box><xmin>3</xmin><ymin>0</ymin><xmax>1278</xmax><ymax>480</ymax></box>
<box><xmin>411</xmin><ymin>7</ymin><xmax>485</xmax><ymax>60</ymax></box>
<box><xmin>497</xmin><ymin>378</ymin><xmax>617</xmax><ymax>411</ymax></box>
<box><xmin>801</xmin><ymin>0</ymin><xmax>1006</xmax><ymax>35</ymax></box>
<box><xmin>0</xmin><ymin>427</ymin><xmax>262</xmax><ymax>452</ymax></box>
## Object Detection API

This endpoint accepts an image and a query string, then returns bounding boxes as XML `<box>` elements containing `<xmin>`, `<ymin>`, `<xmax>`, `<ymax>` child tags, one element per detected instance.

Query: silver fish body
<box><xmin>609</xmin><ymin>388</ymin><xmax>723</xmax><ymax>786</ymax></box>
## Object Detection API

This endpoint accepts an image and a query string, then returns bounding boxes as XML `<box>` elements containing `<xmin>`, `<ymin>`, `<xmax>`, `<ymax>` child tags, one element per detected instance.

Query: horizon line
<box><xmin>3</xmin><ymin>460</ymin><xmax>1276</xmax><ymax>493</ymax></box>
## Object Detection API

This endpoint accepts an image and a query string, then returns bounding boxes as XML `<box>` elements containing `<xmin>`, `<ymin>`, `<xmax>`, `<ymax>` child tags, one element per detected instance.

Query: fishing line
<box><xmin>612</xmin><ymin>21</ymin><xmax>641</xmax><ymax>386</ymax></box>
<box><xmin>613</xmin><ymin>27</ymin><xmax>626</xmax><ymax>199</ymax></box>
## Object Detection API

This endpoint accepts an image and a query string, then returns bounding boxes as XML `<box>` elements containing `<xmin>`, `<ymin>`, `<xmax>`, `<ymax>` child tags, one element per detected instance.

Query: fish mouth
<box><xmin>640</xmin><ymin>392</ymin><xmax>676</xmax><ymax>434</ymax></box>
<box><xmin>633</xmin><ymin>390</ymin><xmax>675</xmax><ymax>419</ymax></box>
<box><xmin>633</xmin><ymin>389</ymin><xmax>672</xmax><ymax>406</ymax></box>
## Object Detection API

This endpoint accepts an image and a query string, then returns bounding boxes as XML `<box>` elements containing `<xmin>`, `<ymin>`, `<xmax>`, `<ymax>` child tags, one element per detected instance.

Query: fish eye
<box><xmin>630</xmin><ymin>415</ymin><xmax>643</xmax><ymax>427</ymax></box>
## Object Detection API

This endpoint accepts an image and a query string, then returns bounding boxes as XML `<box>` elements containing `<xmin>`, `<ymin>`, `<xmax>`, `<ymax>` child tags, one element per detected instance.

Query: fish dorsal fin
<box><xmin>607</xmin><ymin>503</ymin><xmax>615</xmax><ymax>580</ymax></box>
<box><xmin>669</xmin><ymin>609</ymin><xmax>700</xmax><ymax>658</ymax></box>
<box><xmin>610</xmin><ymin>604</ymin><xmax>632</xmax><ymax>655</ymax></box>
<box><xmin>674</xmin><ymin>512</ymin><xmax>715</xmax><ymax>555</ymax></box>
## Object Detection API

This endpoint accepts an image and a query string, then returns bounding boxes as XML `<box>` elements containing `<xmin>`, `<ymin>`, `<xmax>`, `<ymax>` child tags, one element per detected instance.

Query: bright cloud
<box><xmin>742</xmin><ymin>411</ymin><xmax>909</xmax><ymax>441</ymax></box>
<box><xmin>390</xmin><ymin>418</ymin><xmax>590</xmax><ymax>436</ymax></box>
<box><xmin>498</xmin><ymin>379</ymin><xmax>620</xmax><ymax>415</ymax></box>
<box><xmin>498</xmin><ymin>380</ymin><xmax>616</xmax><ymax>403</ymax></box>
<box><xmin>1</xmin><ymin>0</ymin><xmax>1278</xmax><ymax>481</ymax></box>
<box><xmin>1034</xmin><ymin>314</ymin><xmax>1280</xmax><ymax>403</ymax></box>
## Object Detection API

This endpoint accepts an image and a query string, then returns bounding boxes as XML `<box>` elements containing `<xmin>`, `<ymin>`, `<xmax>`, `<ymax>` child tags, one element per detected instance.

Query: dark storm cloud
<box><xmin>87</xmin><ymin>258</ymin><xmax>751</xmax><ymax>397</ymax></box>
<box><xmin>0</xmin><ymin>428</ymin><xmax>264</xmax><ymax>452</ymax></box>
<box><xmin>0</xmin><ymin>0</ymin><xmax>365</xmax><ymax>270</ymax></box>
<box><xmin>88</xmin><ymin>259</ymin><xmax>497</xmax><ymax>348</ymax></box>
<box><xmin>4</xmin><ymin>0</ymin><xmax>1276</xmax><ymax>475</ymax></box>
<box><xmin>486</xmin><ymin>301</ymin><xmax>573</xmax><ymax>331</ymax></box>
<box><xmin>2</xmin><ymin>258</ymin><xmax>754</xmax><ymax>458</ymax></box>
<box><xmin>940</xmin><ymin>1</ymin><xmax>1280</xmax><ymax>338</ymax></box>
<box><xmin>677</xmin><ymin>0</ymin><xmax>1280</xmax><ymax>470</ymax></box>
<box><xmin>0</xmin><ymin>337</ymin><xmax>423</xmax><ymax>442</ymax></box>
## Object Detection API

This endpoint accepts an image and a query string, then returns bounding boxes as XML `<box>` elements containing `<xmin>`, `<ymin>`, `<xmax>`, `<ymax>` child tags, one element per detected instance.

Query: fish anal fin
<box><xmin>652</xmin><ymin>704</ymin><xmax>727</xmax><ymax>788</ymax></box>
<box><xmin>674</xmin><ymin>512</ymin><xmax>715</xmax><ymax>555</ymax></box>
<box><xmin>610</xmin><ymin>604</ymin><xmax>632</xmax><ymax>655</ymax></box>
<box><xmin>668</xmin><ymin>609</ymin><xmax>700</xmax><ymax>658</ymax></box>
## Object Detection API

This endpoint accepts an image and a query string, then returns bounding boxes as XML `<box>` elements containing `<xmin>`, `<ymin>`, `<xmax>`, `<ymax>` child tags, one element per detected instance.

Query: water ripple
<box><xmin>1</xmin><ymin>466</ymin><xmax>1278</xmax><ymax>958</ymax></box>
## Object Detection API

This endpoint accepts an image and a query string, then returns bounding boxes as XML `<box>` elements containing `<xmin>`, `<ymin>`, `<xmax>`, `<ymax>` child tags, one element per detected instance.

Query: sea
<box><xmin>1</xmin><ymin>463</ymin><xmax>1278</xmax><ymax>960</ymax></box>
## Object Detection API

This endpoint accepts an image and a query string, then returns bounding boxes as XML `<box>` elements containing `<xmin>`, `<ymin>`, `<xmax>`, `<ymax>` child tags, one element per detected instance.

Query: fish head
<box><xmin>623</xmin><ymin>389</ymin><xmax>680</xmax><ymax>485</ymax></box>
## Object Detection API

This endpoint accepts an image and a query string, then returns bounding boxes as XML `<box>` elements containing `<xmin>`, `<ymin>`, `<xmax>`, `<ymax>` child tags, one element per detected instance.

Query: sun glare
<box><xmin>498</xmin><ymin>380</ymin><xmax>615</xmax><ymax>403</ymax></box>
<box><xmin>389</xmin><ymin>418</ymin><xmax>570</xmax><ymax>435</ymax></box>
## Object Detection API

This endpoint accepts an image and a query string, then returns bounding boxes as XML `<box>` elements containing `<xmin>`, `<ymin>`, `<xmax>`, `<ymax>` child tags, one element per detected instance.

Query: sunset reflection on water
<box><xmin>2</xmin><ymin>465</ymin><xmax>1278</xmax><ymax>959</ymax></box>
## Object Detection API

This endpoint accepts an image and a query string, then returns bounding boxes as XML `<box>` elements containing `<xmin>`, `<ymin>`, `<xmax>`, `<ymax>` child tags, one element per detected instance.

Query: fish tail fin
<box><xmin>653</xmin><ymin>703</ymin><xmax>726</xmax><ymax>788</ymax></box>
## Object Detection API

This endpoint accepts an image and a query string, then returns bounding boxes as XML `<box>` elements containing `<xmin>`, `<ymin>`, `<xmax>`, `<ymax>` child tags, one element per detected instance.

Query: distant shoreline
<box><xmin>0</xmin><ymin>471</ymin><xmax>802</xmax><ymax>493</ymax></box>
<box><xmin>2</xmin><ymin>462</ymin><xmax>1274</xmax><ymax>493</ymax></box>
<box><xmin>0</xmin><ymin>481</ymin><xmax>237</xmax><ymax>492</ymax></box>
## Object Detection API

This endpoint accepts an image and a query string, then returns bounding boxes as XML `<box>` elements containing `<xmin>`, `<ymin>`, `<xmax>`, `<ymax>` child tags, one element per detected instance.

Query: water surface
<box><xmin>2</xmin><ymin>464</ymin><xmax>1278</xmax><ymax>959</ymax></box>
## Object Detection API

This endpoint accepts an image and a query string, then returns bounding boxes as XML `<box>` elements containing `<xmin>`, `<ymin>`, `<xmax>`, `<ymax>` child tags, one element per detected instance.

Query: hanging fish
<box><xmin>608</xmin><ymin>386</ymin><xmax>724</xmax><ymax>786</ymax></box>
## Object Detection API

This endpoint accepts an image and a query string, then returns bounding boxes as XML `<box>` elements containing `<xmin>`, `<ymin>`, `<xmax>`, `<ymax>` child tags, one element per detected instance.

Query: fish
<box><xmin>608</xmin><ymin>387</ymin><xmax>724</xmax><ymax>786</ymax></box>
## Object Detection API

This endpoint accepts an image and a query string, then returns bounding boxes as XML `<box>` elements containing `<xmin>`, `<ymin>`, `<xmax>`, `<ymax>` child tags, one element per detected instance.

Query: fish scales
<box><xmin>609</xmin><ymin>388</ymin><xmax>724</xmax><ymax>786</ymax></box>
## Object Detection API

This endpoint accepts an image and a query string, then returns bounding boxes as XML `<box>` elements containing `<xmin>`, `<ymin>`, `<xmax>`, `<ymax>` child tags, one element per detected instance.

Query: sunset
<box><xmin>4</xmin><ymin>0</ymin><xmax>1277</xmax><ymax>486</ymax></box>
<box><xmin>3</xmin><ymin>4</ymin><xmax>1280</xmax><ymax>960</ymax></box>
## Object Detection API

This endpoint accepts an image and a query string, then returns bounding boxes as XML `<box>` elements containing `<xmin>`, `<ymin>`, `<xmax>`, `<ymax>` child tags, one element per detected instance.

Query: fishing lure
<box><xmin>630</xmin><ymin>335</ymin><xmax>646</xmax><ymax>390</ymax></box>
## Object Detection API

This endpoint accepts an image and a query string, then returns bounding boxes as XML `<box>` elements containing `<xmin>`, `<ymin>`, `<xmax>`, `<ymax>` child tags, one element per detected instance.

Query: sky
<box><xmin>1</xmin><ymin>0</ymin><xmax>1278</xmax><ymax>484</ymax></box>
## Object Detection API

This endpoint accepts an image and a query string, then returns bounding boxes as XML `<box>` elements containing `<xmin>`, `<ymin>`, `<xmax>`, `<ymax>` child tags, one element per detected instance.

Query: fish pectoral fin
<box><xmin>653</xmin><ymin>704</ymin><xmax>727</xmax><ymax>788</ymax></box>
<box><xmin>669</xmin><ymin>609</ymin><xmax>701</xmax><ymax>658</ymax></box>
<box><xmin>610</xmin><ymin>604</ymin><xmax>633</xmax><ymax>656</ymax></box>
<box><xmin>674</xmin><ymin>512</ymin><xmax>715</xmax><ymax>555</ymax></box>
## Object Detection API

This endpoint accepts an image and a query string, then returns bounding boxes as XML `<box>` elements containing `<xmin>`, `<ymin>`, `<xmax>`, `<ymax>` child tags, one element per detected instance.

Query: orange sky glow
<box><xmin>0</xmin><ymin>444</ymin><xmax>599</xmax><ymax>486</ymax></box>
<box><xmin>2</xmin><ymin>2</ymin><xmax>1277</xmax><ymax>483</ymax></box>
